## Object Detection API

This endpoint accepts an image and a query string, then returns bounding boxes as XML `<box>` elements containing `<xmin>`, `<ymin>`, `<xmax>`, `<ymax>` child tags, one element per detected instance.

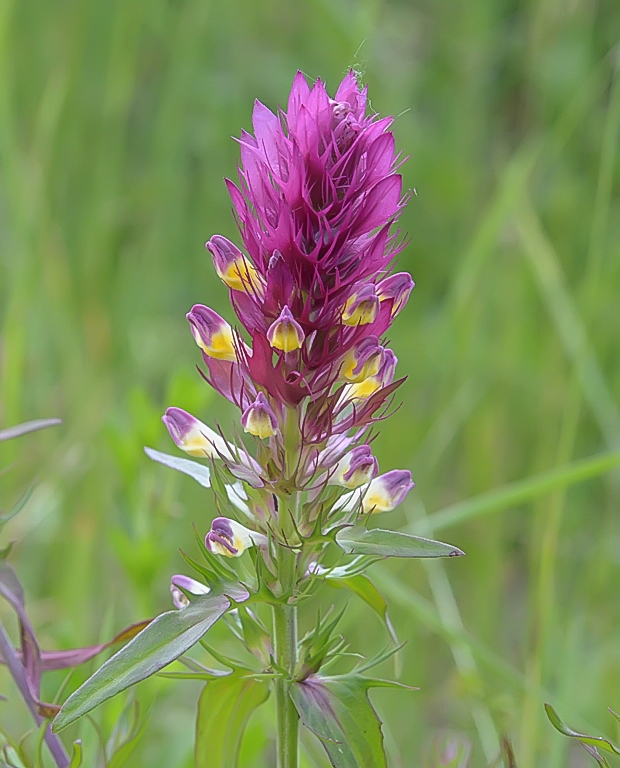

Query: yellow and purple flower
<box><xmin>205</xmin><ymin>517</ymin><xmax>268</xmax><ymax>558</ymax></box>
<box><xmin>361</xmin><ymin>470</ymin><xmax>415</xmax><ymax>514</ymax></box>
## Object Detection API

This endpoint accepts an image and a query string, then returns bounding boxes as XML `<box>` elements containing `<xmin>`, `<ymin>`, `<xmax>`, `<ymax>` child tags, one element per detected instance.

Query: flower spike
<box><xmin>266</xmin><ymin>306</ymin><xmax>305</xmax><ymax>353</ymax></box>
<box><xmin>241</xmin><ymin>392</ymin><xmax>279</xmax><ymax>439</ymax></box>
<box><xmin>187</xmin><ymin>305</ymin><xmax>237</xmax><ymax>362</ymax></box>
<box><xmin>361</xmin><ymin>470</ymin><xmax>415</xmax><ymax>514</ymax></box>
<box><xmin>205</xmin><ymin>517</ymin><xmax>267</xmax><ymax>558</ymax></box>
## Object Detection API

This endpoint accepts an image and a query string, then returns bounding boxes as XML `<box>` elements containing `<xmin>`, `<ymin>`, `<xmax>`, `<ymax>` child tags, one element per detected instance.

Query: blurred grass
<box><xmin>1</xmin><ymin>0</ymin><xmax>620</xmax><ymax>765</ymax></box>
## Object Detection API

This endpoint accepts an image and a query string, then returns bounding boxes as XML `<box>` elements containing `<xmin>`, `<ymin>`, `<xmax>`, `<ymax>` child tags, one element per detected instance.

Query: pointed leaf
<box><xmin>0</xmin><ymin>419</ymin><xmax>62</xmax><ymax>442</ymax></box>
<box><xmin>0</xmin><ymin>484</ymin><xmax>35</xmax><ymax>529</ymax></box>
<box><xmin>53</xmin><ymin>594</ymin><xmax>229</xmax><ymax>731</ymax></box>
<box><xmin>290</xmin><ymin>673</ymin><xmax>389</xmax><ymax>768</ymax></box>
<box><xmin>144</xmin><ymin>447</ymin><xmax>212</xmax><ymax>488</ymax></box>
<box><xmin>195</xmin><ymin>674</ymin><xmax>270</xmax><ymax>768</ymax></box>
<box><xmin>335</xmin><ymin>527</ymin><xmax>464</xmax><ymax>558</ymax></box>
<box><xmin>545</xmin><ymin>704</ymin><xmax>620</xmax><ymax>756</ymax></box>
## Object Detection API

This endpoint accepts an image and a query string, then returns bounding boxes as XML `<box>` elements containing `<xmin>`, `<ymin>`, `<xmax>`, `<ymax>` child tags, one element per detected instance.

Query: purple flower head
<box><xmin>170</xmin><ymin>574</ymin><xmax>210</xmax><ymax>609</ymax></box>
<box><xmin>205</xmin><ymin>517</ymin><xmax>267</xmax><ymax>558</ymax></box>
<box><xmin>377</xmin><ymin>272</ymin><xmax>415</xmax><ymax>317</ymax></box>
<box><xmin>187</xmin><ymin>304</ymin><xmax>236</xmax><ymax>362</ymax></box>
<box><xmin>241</xmin><ymin>392</ymin><xmax>279</xmax><ymax>439</ymax></box>
<box><xmin>362</xmin><ymin>469</ymin><xmax>414</xmax><ymax>514</ymax></box>
<box><xmin>266</xmin><ymin>305</ymin><xmax>305</xmax><ymax>353</ymax></box>
<box><xmin>331</xmin><ymin>445</ymin><xmax>379</xmax><ymax>489</ymax></box>
<box><xmin>341</xmin><ymin>283</ymin><xmax>380</xmax><ymax>326</ymax></box>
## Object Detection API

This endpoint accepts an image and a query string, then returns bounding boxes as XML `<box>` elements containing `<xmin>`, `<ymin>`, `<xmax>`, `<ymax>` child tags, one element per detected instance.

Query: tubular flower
<box><xmin>205</xmin><ymin>517</ymin><xmax>268</xmax><ymax>558</ymax></box>
<box><xmin>242</xmin><ymin>392</ymin><xmax>279</xmax><ymax>439</ymax></box>
<box><xmin>348</xmin><ymin>350</ymin><xmax>398</xmax><ymax>400</ymax></box>
<box><xmin>170</xmin><ymin>575</ymin><xmax>210</xmax><ymax>609</ymax></box>
<box><xmin>341</xmin><ymin>283</ymin><xmax>380</xmax><ymax>326</ymax></box>
<box><xmin>376</xmin><ymin>272</ymin><xmax>415</xmax><ymax>317</ymax></box>
<box><xmin>187</xmin><ymin>305</ymin><xmax>237</xmax><ymax>362</ymax></box>
<box><xmin>162</xmin><ymin>407</ymin><xmax>231</xmax><ymax>459</ymax></box>
<box><xmin>207</xmin><ymin>235</ymin><xmax>262</xmax><ymax>294</ymax></box>
<box><xmin>266</xmin><ymin>306</ymin><xmax>305</xmax><ymax>352</ymax></box>
<box><xmin>330</xmin><ymin>445</ymin><xmax>378</xmax><ymax>489</ymax></box>
<box><xmin>339</xmin><ymin>337</ymin><xmax>383</xmax><ymax>383</ymax></box>
<box><xmin>361</xmin><ymin>470</ymin><xmax>415</xmax><ymax>514</ymax></box>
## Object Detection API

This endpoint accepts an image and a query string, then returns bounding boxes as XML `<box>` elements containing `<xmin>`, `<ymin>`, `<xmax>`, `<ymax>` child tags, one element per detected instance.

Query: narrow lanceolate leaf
<box><xmin>0</xmin><ymin>418</ymin><xmax>62</xmax><ymax>442</ymax></box>
<box><xmin>290</xmin><ymin>674</ymin><xmax>395</xmax><ymax>768</ymax></box>
<box><xmin>336</xmin><ymin>527</ymin><xmax>464</xmax><ymax>558</ymax></box>
<box><xmin>144</xmin><ymin>447</ymin><xmax>212</xmax><ymax>488</ymax></box>
<box><xmin>53</xmin><ymin>594</ymin><xmax>229</xmax><ymax>731</ymax></box>
<box><xmin>195</xmin><ymin>674</ymin><xmax>270</xmax><ymax>768</ymax></box>
<box><xmin>545</xmin><ymin>704</ymin><xmax>620</xmax><ymax>756</ymax></box>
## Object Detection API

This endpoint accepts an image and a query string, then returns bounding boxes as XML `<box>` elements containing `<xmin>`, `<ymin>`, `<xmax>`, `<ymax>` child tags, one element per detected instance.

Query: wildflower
<box><xmin>162</xmin><ymin>407</ymin><xmax>230</xmax><ymax>459</ymax></box>
<box><xmin>241</xmin><ymin>392</ymin><xmax>279</xmax><ymax>439</ymax></box>
<box><xmin>329</xmin><ymin>445</ymin><xmax>378</xmax><ymax>489</ymax></box>
<box><xmin>339</xmin><ymin>338</ymin><xmax>383</xmax><ymax>384</ymax></box>
<box><xmin>170</xmin><ymin>575</ymin><xmax>210</xmax><ymax>609</ymax></box>
<box><xmin>348</xmin><ymin>350</ymin><xmax>398</xmax><ymax>400</ymax></box>
<box><xmin>361</xmin><ymin>470</ymin><xmax>414</xmax><ymax>513</ymax></box>
<box><xmin>187</xmin><ymin>305</ymin><xmax>237</xmax><ymax>362</ymax></box>
<box><xmin>266</xmin><ymin>306</ymin><xmax>305</xmax><ymax>353</ymax></box>
<box><xmin>376</xmin><ymin>273</ymin><xmax>415</xmax><ymax>317</ymax></box>
<box><xmin>207</xmin><ymin>235</ymin><xmax>262</xmax><ymax>293</ymax></box>
<box><xmin>205</xmin><ymin>517</ymin><xmax>268</xmax><ymax>558</ymax></box>
<box><xmin>342</xmin><ymin>283</ymin><xmax>380</xmax><ymax>326</ymax></box>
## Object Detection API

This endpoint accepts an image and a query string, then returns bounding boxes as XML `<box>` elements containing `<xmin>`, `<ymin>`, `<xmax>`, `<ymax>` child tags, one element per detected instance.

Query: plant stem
<box><xmin>273</xmin><ymin>595</ymin><xmax>299</xmax><ymax>768</ymax></box>
<box><xmin>0</xmin><ymin>620</ymin><xmax>70</xmax><ymax>768</ymax></box>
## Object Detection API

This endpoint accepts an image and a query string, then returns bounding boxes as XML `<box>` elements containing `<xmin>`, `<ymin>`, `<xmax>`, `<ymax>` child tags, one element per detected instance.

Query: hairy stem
<box><xmin>273</xmin><ymin>594</ymin><xmax>299</xmax><ymax>768</ymax></box>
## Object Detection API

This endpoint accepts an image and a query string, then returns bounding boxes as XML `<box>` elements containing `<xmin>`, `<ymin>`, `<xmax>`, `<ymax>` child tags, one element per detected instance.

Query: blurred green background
<box><xmin>1</xmin><ymin>0</ymin><xmax>620</xmax><ymax>765</ymax></box>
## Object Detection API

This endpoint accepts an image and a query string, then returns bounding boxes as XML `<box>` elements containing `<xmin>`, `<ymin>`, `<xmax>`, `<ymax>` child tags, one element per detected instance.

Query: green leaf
<box><xmin>144</xmin><ymin>447</ymin><xmax>211</xmax><ymax>488</ymax></box>
<box><xmin>68</xmin><ymin>741</ymin><xmax>83</xmax><ymax>767</ymax></box>
<box><xmin>53</xmin><ymin>594</ymin><xmax>230</xmax><ymax>731</ymax></box>
<box><xmin>0</xmin><ymin>419</ymin><xmax>62</xmax><ymax>442</ymax></box>
<box><xmin>290</xmin><ymin>673</ymin><xmax>394</xmax><ymax>768</ymax></box>
<box><xmin>545</xmin><ymin>704</ymin><xmax>620</xmax><ymax>756</ymax></box>
<box><xmin>335</xmin><ymin>527</ymin><xmax>464</xmax><ymax>558</ymax></box>
<box><xmin>194</xmin><ymin>674</ymin><xmax>270</xmax><ymax>768</ymax></box>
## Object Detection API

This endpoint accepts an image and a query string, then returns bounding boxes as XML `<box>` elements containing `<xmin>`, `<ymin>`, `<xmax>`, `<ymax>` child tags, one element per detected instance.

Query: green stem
<box><xmin>273</xmin><ymin>545</ymin><xmax>299</xmax><ymax>768</ymax></box>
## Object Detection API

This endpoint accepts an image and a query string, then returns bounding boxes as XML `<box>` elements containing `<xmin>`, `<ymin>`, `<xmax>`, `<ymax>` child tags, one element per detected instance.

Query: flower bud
<box><xmin>207</xmin><ymin>236</ymin><xmax>261</xmax><ymax>293</ymax></box>
<box><xmin>330</xmin><ymin>445</ymin><xmax>378</xmax><ymax>489</ymax></box>
<box><xmin>205</xmin><ymin>517</ymin><xmax>267</xmax><ymax>558</ymax></box>
<box><xmin>170</xmin><ymin>574</ymin><xmax>210</xmax><ymax>609</ymax></box>
<box><xmin>241</xmin><ymin>392</ymin><xmax>279</xmax><ymax>439</ymax></box>
<box><xmin>340</xmin><ymin>337</ymin><xmax>383</xmax><ymax>383</ymax></box>
<box><xmin>267</xmin><ymin>306</ymin><xmax>305</xmax><ymax>352</ymax></box>
<box><xmin>342</xmin><ymin>283</ymin><xmax>380</xmax><ymax>326</ymax></box>
<box><xmin>348</xmin><ymin>349</ymin><xmax>397</xmax><ymax>399</ymax></box>
<box><xmin>361</xmin><ymin>470</ymin><xmax>414</xmax><ymax>513</ymax></box>
<box><xmin>187</xmin><ymin>305</ymin><xmax>236</xmax><ymax>362</ymax></box>
<box><xmin>376</xmin><ymin>272</ymin><xmax>414</xmax><ymax>317</ymax></box>
<box><xmin>162</xmin><ymin>407</ymin><xmax>231</xmax><ymax>459</ymax></box>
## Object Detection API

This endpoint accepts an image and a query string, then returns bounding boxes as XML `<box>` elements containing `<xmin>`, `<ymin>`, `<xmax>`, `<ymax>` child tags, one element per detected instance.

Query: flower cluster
<box><xmin>163</xmin><ymin>70</ymin><xmax>414</xmax><ymax>562</ymax></box>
